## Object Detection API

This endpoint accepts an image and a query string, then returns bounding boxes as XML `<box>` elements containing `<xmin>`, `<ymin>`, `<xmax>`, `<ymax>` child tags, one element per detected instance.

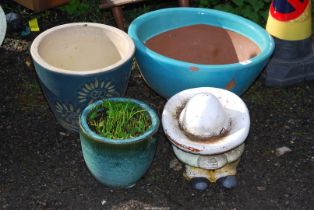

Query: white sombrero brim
<box><xmin>162</xmin><ymin>87</ymin><xmax>250</xmax><ymax>155</ymax></box>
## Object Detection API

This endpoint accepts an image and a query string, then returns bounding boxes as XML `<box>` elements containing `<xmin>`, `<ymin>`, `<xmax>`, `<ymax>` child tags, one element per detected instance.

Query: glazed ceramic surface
<box><xmin>79</xmin><ymin>98</ymin><xmax>160</xmax><ymax>188</ymax></box>
<box><xmin>162</xmin><ymin>87</ymin><xmax>250</xmax><ymax>186</ymax></box>
<box><xmin>172</xmin><ymin>143</ymin><xmax>245</xmax><ymax>170</ymax></box>
<box><xmin>162</xmin><ymin>87</ymin><xmax>250</xmax><ymax>155</ymax></box>
<box><xmin>31</xmin><ymin>23</ymin><xmax>135</xmax><ymax>132</ymax></box>
<box><xmin>128</xmin><ymin>8</ymin><xmax>274</xmax><ymax>98</ymax></box>
<box><xmin>0</xmin><ymin>6</ymin><xmax>6</xmax><ymax>46</ymax></box>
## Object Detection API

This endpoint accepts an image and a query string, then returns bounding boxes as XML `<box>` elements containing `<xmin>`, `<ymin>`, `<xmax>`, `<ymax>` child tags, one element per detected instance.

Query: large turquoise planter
<box><xmin>79</xmin><ymin>98</ymin><xmax>160</xmax><ymax>188</ymax></box>
<box><xmin>128</xmin><ymin>8</ymin><xmax>274</xmax><ymax>98</ymax></box>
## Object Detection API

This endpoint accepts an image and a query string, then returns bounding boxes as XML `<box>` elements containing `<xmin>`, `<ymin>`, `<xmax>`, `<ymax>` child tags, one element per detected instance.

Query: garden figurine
<box><xmin>162</xmin><ymin>87</ymin><xmax>250</xmax><ymax>190</ymax></box>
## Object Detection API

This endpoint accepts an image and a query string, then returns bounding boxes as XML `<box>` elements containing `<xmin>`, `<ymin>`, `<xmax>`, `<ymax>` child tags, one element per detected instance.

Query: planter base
<box><xmin>262</xmin><ymin>37</ymin><xmax>314</xmax><ymax>86</ymax></box>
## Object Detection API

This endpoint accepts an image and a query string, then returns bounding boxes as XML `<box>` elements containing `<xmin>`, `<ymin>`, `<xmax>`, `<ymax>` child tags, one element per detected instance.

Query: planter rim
<box><xmin>31</xmin><ymin>22</ymin><xmax>135</xmax><ymax>75</ymax></box>
<box><xmin>128</xmin><ymin>7</ymin><xmax>274</xmax><ymax>70</ymax></box>
<box><xmin>0</xmin><ymin>6</ymin><xmax>6</xmax><ymax>46</ymax></box>
<box><xmin>80</xmin><ymin>97</ymin><xmax>160</xmax><ymax>144</ymax></box>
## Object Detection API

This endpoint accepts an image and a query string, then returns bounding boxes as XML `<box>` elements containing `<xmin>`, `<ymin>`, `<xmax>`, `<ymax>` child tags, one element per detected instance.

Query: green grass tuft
<box><xmin>88</xmin><ymin>100</ymin><xmax>151</xmax><ymax>139</ymax></box>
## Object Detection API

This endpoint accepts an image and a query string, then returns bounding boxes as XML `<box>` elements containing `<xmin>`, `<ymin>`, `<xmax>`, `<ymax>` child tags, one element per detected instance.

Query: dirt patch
<box><xmin>145</xmin><ymin>24</ymin><xmax>260</xmax><ymax>64</ymax></box>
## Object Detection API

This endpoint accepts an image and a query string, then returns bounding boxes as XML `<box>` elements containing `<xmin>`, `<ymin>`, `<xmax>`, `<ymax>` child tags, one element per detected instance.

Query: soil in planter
<box><xmin>145</xmin><ymin>24</ymin><xmax>261</xmax><ymax>65</ymax></box>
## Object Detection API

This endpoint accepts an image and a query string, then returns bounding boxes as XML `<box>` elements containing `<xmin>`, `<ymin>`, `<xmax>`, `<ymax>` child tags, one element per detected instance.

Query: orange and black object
<box><xmin>263</xmin><ymin>0</ymin><xmax>314</xmax><ymax>86</ymax></box>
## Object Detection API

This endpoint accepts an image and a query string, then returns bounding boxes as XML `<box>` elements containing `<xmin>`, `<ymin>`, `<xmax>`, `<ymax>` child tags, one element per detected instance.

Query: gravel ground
<box><xmin>0</xmin><ymin>3</ymin><xmax>314</xmax><ymax>210</ymax></box>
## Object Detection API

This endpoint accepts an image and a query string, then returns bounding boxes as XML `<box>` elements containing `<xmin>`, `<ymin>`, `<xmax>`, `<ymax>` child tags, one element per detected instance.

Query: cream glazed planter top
<box><xmin>162</xmin><ymin>87</ymin><xmax>250</xmax><ymax>155</ymax></box>
<box><xmin>31</xmin><ymin>23</ymin><xmax>134</xmax><ymax>74</ymax></box>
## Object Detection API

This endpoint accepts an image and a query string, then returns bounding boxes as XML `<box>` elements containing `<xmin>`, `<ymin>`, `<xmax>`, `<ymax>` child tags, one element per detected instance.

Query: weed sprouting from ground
<box><xmin>88</xmin><ymin>100</ymin><xmax>151</xmax><ymax>139</ymax></box>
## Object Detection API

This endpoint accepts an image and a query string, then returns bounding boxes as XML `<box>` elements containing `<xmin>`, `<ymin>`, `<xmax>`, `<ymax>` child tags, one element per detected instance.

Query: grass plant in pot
<box><xmin>79</xmin><ymin>97</ymin><xmax>160</xmax><ymax>188</ymax></box>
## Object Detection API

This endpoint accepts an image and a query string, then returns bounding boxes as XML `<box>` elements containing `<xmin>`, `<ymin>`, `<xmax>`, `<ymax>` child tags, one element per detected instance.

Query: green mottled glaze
<box><xmin>79</xmin><ymin>98</ymin><xmax>160</xmax><ymax>188</ymax></box>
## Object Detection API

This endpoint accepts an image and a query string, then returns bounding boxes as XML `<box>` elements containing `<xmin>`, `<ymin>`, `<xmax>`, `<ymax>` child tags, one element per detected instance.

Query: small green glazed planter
<box><xmin>79</xmin><ymin>97</ymin><xmax>160</xmax><ymax>188</ymax></box>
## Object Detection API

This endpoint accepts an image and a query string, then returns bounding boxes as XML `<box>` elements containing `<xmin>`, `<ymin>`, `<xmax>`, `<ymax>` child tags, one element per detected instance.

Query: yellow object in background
<box><xmin>29</xmin><ymin>18</ymin><xmax>40</xmax><ymax>32</ymax></box>
<box><xmin>266</xmin><ymin>0</ymin><xmax>311</xmax><ymax>41</ymax></box>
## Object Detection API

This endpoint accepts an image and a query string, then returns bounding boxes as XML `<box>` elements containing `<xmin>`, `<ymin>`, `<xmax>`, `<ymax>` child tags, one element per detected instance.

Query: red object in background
<box><xmin>270</xmin><ymin>0</ymin><xmax>309</xmax><ymax>21</ymax></box>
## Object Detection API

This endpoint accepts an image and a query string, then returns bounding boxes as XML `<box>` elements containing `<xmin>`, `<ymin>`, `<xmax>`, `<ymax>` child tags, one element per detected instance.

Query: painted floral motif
<box><xmin>78</xmin><ymin>79</ymin><xmax>120</xmax><ymax>104</ymax></box>
<box><xmin>55</xmin><ymin>102</ymin><xmax>81</xmax><ymax>131</ymax></box>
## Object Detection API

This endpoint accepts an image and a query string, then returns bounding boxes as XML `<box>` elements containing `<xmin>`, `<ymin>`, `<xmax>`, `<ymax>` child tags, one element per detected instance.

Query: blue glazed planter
<box><xmin>31</xmin><ymin>23</ymin><xmax>135</xmax><ymax>132</ymax></box>
<box><xmin>79</xmin><ymin>98</ymin><xmax>160</xmax><ymax>188</ymax></box>
<box><xmin>128</xmin><ymin>8</ymin><xmax>274</xmax><ymax>98</ymax></box>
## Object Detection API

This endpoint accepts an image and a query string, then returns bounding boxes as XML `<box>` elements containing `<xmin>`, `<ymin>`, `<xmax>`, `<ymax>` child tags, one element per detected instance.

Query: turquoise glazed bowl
<box><xmin>79</xmin><ymin>98</ymin><xmax>160</xmax><ymax>188</ymax></box>
<box><xmin>128</xmin><ymin>8</ymin><xmax>274</xmax><ymax>98</ymax></box>
<box><xmin>31</xmin><ymin>23</ymin><xmax>135</xmax><ymax>132</ymax></box>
